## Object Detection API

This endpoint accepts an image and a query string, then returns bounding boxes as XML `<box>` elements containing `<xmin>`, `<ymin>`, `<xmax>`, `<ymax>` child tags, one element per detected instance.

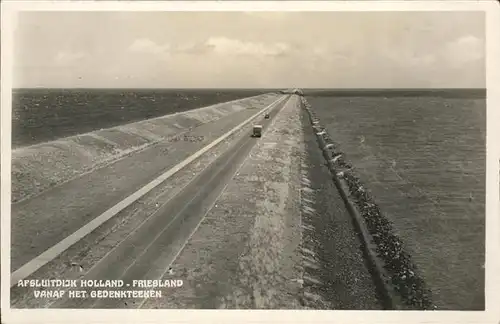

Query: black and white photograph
<box><xmin>1</xmin><ymin>1</ymin><xmax>499</xmax><ymax>323</ymax></box>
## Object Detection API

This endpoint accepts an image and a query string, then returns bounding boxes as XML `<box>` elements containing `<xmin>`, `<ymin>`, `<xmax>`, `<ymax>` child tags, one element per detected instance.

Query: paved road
<box><xmin>48</xmin><ymin>95</ymin><xmax>287</xmax><ymax>309</ymax></box>
<box><xmin>10</xmin><ymin>94</ymin><xmax>289</xmax><ymax>308</ymax></box>
<box><xmin>11</xmin><ymin>95</ymin><xmax>284</xmax><ymax>273</ymax></box>
<box><xmin>9</xmin><ymin>93</ymin><xmax>382</xmax><ymax>311</ymax></box>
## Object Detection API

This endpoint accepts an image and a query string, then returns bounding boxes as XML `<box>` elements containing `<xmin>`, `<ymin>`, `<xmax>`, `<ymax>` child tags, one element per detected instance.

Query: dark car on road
<box><xmin>252</xmin><ymin>125</ymin><xmax>262</xmax><ymax>137</ymax></box>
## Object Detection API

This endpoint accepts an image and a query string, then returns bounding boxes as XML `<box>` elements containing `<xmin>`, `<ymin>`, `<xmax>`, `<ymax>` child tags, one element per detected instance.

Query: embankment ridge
<box><xmin>11</xmin><ymin>93</ymin><xmax>279</xmax><ymax>204</ymax></box>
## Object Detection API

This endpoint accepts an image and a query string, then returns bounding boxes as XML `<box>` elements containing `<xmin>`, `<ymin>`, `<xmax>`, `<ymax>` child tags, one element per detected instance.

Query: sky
<box><xmin>12</xmin><ymin>11</ymin><xmax>485</xmax><ymax>88</ymax></box>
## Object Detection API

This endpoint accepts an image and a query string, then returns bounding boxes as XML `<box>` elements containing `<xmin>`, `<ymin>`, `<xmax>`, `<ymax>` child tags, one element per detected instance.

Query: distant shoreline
<box><xmin>12</xmin><ymin>88</ymin><xmax>270</xmax><ymax>92</ymax></box>
<box><xmin>302</xmin><ymin>88</ymin><xmax>486</xmax><ymax>99</ymax></box>
<box><xmin>12</xmin><ymin>88</ymin><xmax>487</xmax><ymax>99</ymax></box>
<box><xmin>11</xmin><ymin>89</ymin><xmax>267</xmax><ymax>148</ymax></box>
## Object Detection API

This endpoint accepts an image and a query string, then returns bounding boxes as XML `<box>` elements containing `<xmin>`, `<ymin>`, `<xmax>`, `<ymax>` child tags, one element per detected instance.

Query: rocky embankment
<box><xmin>300</xmin><ymin>97</ymin><xmax>436</xmax><ymax>310</ymax></box>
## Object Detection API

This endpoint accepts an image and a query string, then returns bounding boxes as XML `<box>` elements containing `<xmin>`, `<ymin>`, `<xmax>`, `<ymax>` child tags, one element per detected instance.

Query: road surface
<box><xmin>10</xmin><ymin>94</ymin><xmax>284</xmax><ymax>272</ymax></box>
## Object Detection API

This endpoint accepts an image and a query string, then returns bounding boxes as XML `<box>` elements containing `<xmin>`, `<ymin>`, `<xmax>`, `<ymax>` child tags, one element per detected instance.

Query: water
<box><xmin>11</xmin><ymin>88</ymin><xmax>267</xmax><ymax>148</ymax></box>
<box><xmin>306</xmin><ymin>89</ymin><xmax>486</xmax><ymax>310</ymax></box>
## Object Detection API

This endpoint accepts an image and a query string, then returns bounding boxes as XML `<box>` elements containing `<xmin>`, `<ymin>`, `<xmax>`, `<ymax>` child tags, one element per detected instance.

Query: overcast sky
<box><xmin>12</xmin><ymin>11</ymin><xmax>485</xmax><ymax>88</ymax></box>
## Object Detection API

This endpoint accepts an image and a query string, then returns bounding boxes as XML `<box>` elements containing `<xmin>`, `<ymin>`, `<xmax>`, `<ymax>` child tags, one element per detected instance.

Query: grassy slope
<box><xmin>306</xmin><ymin>93</ymin><xmax>485</xmax><ymax>310</ymax></box>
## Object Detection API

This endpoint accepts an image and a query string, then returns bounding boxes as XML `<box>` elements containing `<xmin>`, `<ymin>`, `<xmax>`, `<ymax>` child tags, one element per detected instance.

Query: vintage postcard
<box><xmin>1</xmin><ymin>1</ymin><xmax>499</xmax><ymax>324</ymax></box>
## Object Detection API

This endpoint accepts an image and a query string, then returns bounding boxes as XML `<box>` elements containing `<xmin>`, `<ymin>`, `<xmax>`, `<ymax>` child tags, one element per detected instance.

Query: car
<box><xmin>252</xmin><ymin>125</ymin><xmax>262</xmax><ymax>137</ymax></box>
<box><xmin>264</xmin><ymin>113</ymin><xmax>270</xmax><ymax>119</ymax></box>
